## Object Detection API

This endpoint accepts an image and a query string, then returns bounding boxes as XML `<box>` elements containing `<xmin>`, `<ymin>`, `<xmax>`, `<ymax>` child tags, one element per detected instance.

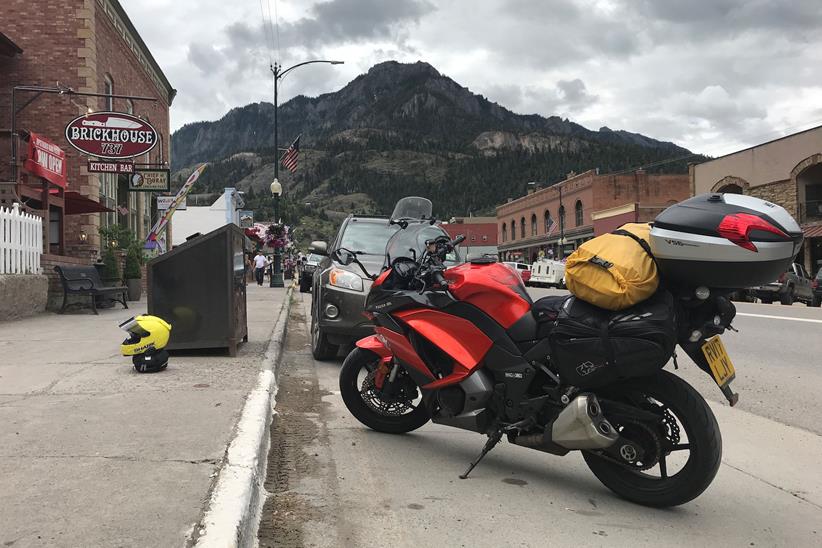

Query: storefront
<box><xmin>1</xmin><ymin>0</ymin><xmax>175</xmax><ymax>260</ymax></box>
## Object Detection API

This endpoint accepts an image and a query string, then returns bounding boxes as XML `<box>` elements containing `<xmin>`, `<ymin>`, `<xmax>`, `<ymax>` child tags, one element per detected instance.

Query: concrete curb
<box><xmin>191</xmin><ymin>285</ymin><xmax>293</xmax><ymax>548</ymax></box>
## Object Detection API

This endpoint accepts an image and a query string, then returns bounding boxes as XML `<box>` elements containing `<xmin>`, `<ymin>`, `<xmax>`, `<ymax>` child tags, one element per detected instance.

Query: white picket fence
<box><xmin>0</xmin><ymin>203</ymin><xmax>43</xmax><ymax>275</ymax></box>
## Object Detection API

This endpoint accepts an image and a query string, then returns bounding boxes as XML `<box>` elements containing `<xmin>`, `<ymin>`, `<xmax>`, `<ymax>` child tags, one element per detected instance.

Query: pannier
<box><xmin>650</xmin><ymin>193</ymin><xmax>803</xmax><ymax>288</ymax></box>
<box><xmin>548</xmin><ymin>291</ymin><xmax>676</xmax><ymax>388</ymax></box>
<box><xmin>564</xmin><ymin>223</ymin><xmax>658</xmax><ymax>310</ymax></box>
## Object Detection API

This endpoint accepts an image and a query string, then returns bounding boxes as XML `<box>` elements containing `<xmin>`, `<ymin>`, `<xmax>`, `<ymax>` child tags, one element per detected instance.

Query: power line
<box><xmin>257</xmin><ymin>0</ymin><xmax>274</xmax><ymax>67</ymax></box>
<box><xmin>273</xmin><ymin>0</ymin><xmax>281</xmax><ymax>62</ymax></box>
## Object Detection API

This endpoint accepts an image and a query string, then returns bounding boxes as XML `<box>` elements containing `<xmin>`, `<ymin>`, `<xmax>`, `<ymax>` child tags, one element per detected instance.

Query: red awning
<box><xmin>803</xmin><ymin>224</ymin><xmax>822</xmax><ymax>239</ymax></box>
<box><xmin>64</xmin><ymin>191</ymin><xmax>113</xmax><ymax>215</ymax></box>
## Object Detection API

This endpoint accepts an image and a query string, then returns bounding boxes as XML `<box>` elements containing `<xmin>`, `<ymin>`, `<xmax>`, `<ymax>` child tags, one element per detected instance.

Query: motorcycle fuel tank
<box><xmin>445</xmin><ymin>262</ymin><xmax>532</xmax><ymax>328</ymax></box>
<box><xmin>650</xmin><ymin>193</ymin><xmax>803</xmax><ymax>289</ymax></box>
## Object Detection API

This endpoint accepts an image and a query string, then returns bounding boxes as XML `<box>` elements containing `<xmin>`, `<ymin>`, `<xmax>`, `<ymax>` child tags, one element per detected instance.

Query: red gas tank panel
<box><xmin>394</xmin><ymin>308</ymin><xmax>493</xmax><ymax>389</ymax></box>
<box><xmin>444</xmin><ymin>262</ymin><xmax>532</xmax><ymax>328</ymax></box>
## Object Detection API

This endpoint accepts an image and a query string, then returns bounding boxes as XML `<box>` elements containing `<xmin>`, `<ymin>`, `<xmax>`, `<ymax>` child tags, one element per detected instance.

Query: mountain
<box><xmin>170</xmin><ymin>61</ymin><xmax>701</xmax><ymax>245</ymax></box>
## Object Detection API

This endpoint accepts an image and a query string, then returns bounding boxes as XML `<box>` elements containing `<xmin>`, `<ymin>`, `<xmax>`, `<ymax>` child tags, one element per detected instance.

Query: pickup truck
<box><xmin>752</xmin><ymin>262</ymin><xmax>815</xmax><ymax>306</ymax></box>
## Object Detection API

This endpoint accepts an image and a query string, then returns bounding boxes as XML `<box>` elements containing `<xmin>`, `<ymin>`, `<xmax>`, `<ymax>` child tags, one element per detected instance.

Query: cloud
<box><xmin>120</xmin><ymin>0</ymin><xmax>822</xmax><ymax>156</ymax></box>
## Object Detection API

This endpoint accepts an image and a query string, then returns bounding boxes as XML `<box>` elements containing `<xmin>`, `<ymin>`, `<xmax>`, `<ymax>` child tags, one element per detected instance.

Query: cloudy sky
<box><xmin>123</xmin><ymin>0</ymin><xmax>822</xmax><ymax>156</ymax></box>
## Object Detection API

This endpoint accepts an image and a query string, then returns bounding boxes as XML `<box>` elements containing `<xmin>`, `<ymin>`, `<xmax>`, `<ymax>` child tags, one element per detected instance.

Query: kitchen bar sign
<box><xmin>129</xmin><ymin>169</ymin><xmax>170</xmax><ymax>191</ymax></box>
<box><xmin>87</xmin><ymin>160</ymin><xmax>134</xmax><ymax>174</ymax></box>
<box><xmin>23</xmin><ymin>132</ymin><xmax>67</xmax><ymax>188</ymax></box>
<box><xmin>65</xmin><ymin>111</ymin><xmax>158</xmax><ymax>159</ymax></box>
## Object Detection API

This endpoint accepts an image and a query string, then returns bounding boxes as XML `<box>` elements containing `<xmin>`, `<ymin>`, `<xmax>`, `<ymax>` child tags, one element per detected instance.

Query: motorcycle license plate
<box><xmin>701</xmin><ymin>335</ymin><xmax>736</xmax><ymax>387</ymax></box>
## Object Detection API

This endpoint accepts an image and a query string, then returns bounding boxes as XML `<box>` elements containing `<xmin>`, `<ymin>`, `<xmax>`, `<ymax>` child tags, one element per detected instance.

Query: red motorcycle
<box><xmin>335</xmin><ymin>197</ymin><xmax>800</xmax><ymax>507</ymax></box>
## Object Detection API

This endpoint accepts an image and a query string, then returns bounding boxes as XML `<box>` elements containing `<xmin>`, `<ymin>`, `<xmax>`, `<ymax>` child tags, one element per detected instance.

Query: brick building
<box><xmin>496</xmin><ymin>169</ymin><xmax>690</xmax><ymax>262</ymax></box>
<box><xmin>442</xmin><ymin>216</ymin><xmax>498</xmax><ymax>259</ymax></box>
<box><xmin>692</xmin><ymin>125</ymin><xmax>822</xmax><ymax>275</ymax></box>
<box><xmin>0</xmin><ymin>0</ymin><xmax>174</xmax><ymax>262</ymax></box>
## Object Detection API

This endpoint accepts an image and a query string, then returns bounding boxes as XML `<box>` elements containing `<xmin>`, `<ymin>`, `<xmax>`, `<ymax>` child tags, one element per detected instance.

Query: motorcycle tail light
<box><xmin>717</xmin><ymin>213</ymin><xmax>787</xmax><ymax>252</ymax></box>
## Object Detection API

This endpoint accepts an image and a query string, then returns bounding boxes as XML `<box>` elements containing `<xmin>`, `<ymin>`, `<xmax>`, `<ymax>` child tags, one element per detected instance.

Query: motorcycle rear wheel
<box><xmin>584</xmin><ymin>370</ymin><xmax>722</xmax><ymax>507</ymax></box>
<box><xmin>339</xmin><ymin>348</ymin><xmax>430</xmax><ymax>434</ymax></box>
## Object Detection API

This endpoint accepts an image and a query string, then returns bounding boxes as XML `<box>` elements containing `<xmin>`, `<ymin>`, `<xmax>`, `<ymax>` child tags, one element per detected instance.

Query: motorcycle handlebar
<box><xmin>431</xmin><ymin>269</ymin><xmax>447</xmax><ymax>287</ymax></box>
<box><xmin>451</xmin><ymin>234</ymin><xmax>466</xmax><ymax>247</ymax></box>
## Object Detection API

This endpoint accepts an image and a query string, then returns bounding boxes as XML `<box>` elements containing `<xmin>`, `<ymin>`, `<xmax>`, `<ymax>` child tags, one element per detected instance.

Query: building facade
<box><xmin>691</xmin><ymin>125</ymin><xmax>822</xmax><ymax>275</ymax></box>
<box><xmin>0</xmin><ymin>0</ymin><xmax>174</xmax><ymax>260</ymax></box>
<box><xmin>442</xmin><ymin>216</ymin><xmax>498</xmax><ymax>260</ymax></box>
<box><xmin>497</xmin><ymin>169</ymin><xmax>690</xmax><ymax>263</ymax></box>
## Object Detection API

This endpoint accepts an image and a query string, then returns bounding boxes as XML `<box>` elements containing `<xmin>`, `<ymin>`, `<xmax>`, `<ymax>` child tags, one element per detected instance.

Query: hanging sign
<box><xmin>157</xmin><ymin>196</ymin><xmax>186</xmax><ymax>210</ymax></box>
<box><xmin>23</xmin><ymin>132</ymin><xmax>67</xmax><ymax>188</ymax></box>
<box><xmin>129</xmin><ymin>169</ymin><xmax>170</xmax><ymax>191</ymax></box>
<box><xmin>65</xmin><ymin>111</ymin><xmax>158</xmax><ymax>159</ymax></box>
<box><xmin>87</xmin><ymin>160</ymin><xmax>134</xmax><ymax>174</ymax></box>
<box><xmin>239</xmin><ymin>210</ymin><xmax>254</xmax><ymax>228</ymax></box>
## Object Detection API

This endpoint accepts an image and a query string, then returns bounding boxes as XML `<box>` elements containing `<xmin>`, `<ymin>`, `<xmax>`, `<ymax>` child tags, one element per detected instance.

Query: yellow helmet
<box><xmin>119</xmin><ymin>315</ymin><xmax>172</xmax><ymax>373</ymax></box>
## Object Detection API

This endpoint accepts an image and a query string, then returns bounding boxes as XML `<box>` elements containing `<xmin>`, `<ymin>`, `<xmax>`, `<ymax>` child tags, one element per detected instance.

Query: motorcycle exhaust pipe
<box><xmin>512</xmin><ymin>394</ymin><xmax>618</xmax><ymax>454</ymax></box>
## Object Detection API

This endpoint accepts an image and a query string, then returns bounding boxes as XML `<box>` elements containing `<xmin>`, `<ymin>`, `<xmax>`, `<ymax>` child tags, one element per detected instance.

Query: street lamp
<box><xmin>270</xmin><ymin>59</ymin><xmax>344</xmax><ymax>179</ymax></box>
<box><xmin>269</xmin><ymin>179</ymin><xmax>284</xmax><ymax>288</ymax></box>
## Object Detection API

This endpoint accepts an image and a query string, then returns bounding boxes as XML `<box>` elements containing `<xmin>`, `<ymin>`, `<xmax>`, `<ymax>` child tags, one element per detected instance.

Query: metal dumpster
<box><xmin>147</xmin><ymin>224</ymin><xmax>248</xmax><ymax>356</ymax></box>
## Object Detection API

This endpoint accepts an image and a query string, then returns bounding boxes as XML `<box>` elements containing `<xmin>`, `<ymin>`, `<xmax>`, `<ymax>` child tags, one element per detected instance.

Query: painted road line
<box><xmin>736</xmin><ymin>312</ymin><xmax>822</xmax><ymax>324</ymax></box>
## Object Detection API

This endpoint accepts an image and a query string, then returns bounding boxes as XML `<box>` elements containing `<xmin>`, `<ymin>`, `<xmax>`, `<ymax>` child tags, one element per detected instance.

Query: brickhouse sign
<box><xmin>23</xmin><ymin>132</ymin><xmax>67</xmax><ymax>188</ymax></box>
<box><xmin>65</xmin><ymin>111</ymin><xmax>158</xmax><ymax>160</ymax></box>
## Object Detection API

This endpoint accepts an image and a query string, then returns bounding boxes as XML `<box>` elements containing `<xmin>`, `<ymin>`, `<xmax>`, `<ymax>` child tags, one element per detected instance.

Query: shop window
<box><xmin>104</xmin><ymin>75</ymin><xmax>114</xmax><ymax>110</ymax></box>
<box><xmin>575</xmin><ymin>200</ymin><xmax>584</xmax><ymax>227</ymax></box>
<box><xmin>99</xmin><ymin>173</ymin><xmax>117</xmax><ymax>228</ymax></box>
<box><xmin>531</xmin><ymin>214</ymin><xmax>537</xmax><ymax>236</ymax></box>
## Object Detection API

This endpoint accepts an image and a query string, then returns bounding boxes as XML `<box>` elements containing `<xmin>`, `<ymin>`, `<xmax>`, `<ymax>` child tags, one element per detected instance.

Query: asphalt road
<box><xmin>527</xmin><ymin>287</ymin><xmax>822</xmax><ymax>435</ymax></box>
<box><xmin>258</xmin><ymin>293</ymin><xmax>822</xmax><ymax>547</ymax></box>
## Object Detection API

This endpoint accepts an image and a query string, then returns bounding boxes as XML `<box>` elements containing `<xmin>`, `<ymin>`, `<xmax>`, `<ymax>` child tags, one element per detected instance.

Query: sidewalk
<box><xmin>0</xmin><ymin>284</ymin><xmax>288</xmax><ymax>547</ymax></box>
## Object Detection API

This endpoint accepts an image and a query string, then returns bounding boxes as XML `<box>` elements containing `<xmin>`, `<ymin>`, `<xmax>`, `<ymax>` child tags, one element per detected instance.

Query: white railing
<box><xmin>0</xmin><ymin>203</ymin><xmax>43</xmax><ymax>274</ymax></box>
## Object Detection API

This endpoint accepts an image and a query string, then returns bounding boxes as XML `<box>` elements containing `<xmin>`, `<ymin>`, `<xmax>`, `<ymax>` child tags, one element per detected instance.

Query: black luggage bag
<box><xmin>548</xmin><ymin>291</ymin><xmax>676</xmax><ymax>388</ymax></box>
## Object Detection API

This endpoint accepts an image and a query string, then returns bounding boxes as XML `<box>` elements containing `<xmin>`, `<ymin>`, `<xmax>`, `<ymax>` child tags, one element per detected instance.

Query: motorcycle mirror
<box><xmin>331</xmin><ymin>248</ymin><xmax>356</xmax><ymax>266</ymax></box>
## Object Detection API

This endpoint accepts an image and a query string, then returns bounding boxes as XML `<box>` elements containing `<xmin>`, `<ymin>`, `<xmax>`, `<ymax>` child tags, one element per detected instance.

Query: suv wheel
<box><xmin>780</xmin><ymin>289</ymin><xmax>794</xmax><ymax>306</ymax></box>
<box><xmin>311</xmin><ymin>304</ymin><xmax>339</xmax><ymax>360</ymax></box>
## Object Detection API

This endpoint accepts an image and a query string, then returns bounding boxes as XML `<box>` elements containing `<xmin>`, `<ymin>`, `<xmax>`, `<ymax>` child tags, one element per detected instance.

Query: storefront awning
<box><xmin>803</xmin><ymin>224</ymin><xmax>822</xmax><ymax>239</ymax></box>
<box><xmin>64</xmin><ymin>191</ymin><xmax>113</xmax><ymax>215</ymax></box>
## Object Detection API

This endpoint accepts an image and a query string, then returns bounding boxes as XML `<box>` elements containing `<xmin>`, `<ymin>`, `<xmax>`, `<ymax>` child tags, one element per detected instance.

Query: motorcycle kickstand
<box><xmin>459</xmin><ymin>418</ymin><xmax>534</xmax><ymax>480</ymax></box>
<box><xmin>459</xmin><ymin>429</ymin><xmax>503</xmax><ymax>480</ymax></box>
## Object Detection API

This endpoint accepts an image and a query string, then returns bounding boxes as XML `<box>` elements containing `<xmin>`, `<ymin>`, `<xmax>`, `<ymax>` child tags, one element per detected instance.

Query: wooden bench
<box><xmin>54</xmin><ymin>265</ymin><xmax>128</xmax><ymax>315</ymax></box>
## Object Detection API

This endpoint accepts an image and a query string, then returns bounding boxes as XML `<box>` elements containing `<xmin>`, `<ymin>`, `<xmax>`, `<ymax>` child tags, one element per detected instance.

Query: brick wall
<box><xmin>41</xmin><ymin>252</ymin><xmax>92</xmax><ymax>310</ymax></box>
<box><xmin>592</xmin><ymin>172</ymin><xmax>691</xmax><ymax>212</ymax></box>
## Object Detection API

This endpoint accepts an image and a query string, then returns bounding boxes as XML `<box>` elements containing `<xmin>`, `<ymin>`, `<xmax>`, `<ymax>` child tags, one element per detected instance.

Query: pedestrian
<box><xmin>253</xmin><ymin>251</ymin><xmax>269</xmax><ymax>286</ymax></box>
<box><xmin>547</xmin><ymin>248</ymin><xmax>555</xmax><ymax>260</ymax></box>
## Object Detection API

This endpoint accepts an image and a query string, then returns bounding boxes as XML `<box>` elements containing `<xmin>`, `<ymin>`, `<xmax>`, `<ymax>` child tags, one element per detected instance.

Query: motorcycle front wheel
<box><xmin>339</xmin><ymin>348</ymin><xmax>430</xmax><ymax>434</ymax></box>
<box><xmin>584</xmin><ymin>370</ymin><xmax>722</xmax><ymax>507</ymax></box>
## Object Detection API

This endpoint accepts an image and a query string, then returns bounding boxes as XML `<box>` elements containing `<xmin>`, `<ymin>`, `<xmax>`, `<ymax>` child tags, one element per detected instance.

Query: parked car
<box><xmin>310</xmin><ymin>214</ymin><xmax>461</xmax><ymax>360</ymax></box>
<box><xmin>813</xmin><ymin>269</ymin><xmax>822</xmax><ymax>307</ymax></box>
<box><xmin>298</xmin><ymin>253</ymin><xmax>323</xmax><ymax>293</ymax></box>
<box><xmin>503</xmin><ymin>261</ymin><xmax>531</xmax><ymax>285</ymax></box>
<box><xmin>752</xmin><ymin>262</ymin><xmax>815</xmax><ymax>306</ymax></box>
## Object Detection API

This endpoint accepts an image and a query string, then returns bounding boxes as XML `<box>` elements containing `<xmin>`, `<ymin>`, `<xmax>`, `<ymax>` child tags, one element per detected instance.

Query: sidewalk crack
<box><xmin>722</xmin><ymin>460</ymin><xmax>822</xmax><ymax>510</ymax></box>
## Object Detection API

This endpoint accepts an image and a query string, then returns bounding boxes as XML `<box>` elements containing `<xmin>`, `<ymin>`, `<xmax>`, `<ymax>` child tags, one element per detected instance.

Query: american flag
<box><xmin>280</xmin><ymin>135</ymin><xmax>300</xmax><ymax>173</ymax></box>
<box><xmin>546</xmin><ymin>216</ymin><xmax>557</xmax><ymax>236</ymax></box>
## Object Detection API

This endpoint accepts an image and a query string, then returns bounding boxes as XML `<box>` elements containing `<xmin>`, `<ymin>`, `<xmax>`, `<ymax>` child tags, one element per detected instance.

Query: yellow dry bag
<box><xmin>564</xmin><ymin>223</ymin><xmax>658</xmax><ymax>310</ymax></box>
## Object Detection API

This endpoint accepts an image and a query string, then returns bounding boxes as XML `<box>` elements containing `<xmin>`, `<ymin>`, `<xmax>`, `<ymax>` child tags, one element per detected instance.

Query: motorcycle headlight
<box><xmin>329</xmin><ymin>268</ymin><xmax>364</xmax><ymax>291</ymax></box>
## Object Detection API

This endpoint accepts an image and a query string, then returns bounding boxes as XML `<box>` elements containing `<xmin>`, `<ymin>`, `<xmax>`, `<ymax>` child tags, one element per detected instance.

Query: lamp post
<box><xmin>270</xmin><ymin>60</ymin><xmax>343</xmax><ymax>179</ymax></box>
<box><xmin>269</xmin><ymin>180</ymin><xmax>284</xmax><ymax>288</ymax></box>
